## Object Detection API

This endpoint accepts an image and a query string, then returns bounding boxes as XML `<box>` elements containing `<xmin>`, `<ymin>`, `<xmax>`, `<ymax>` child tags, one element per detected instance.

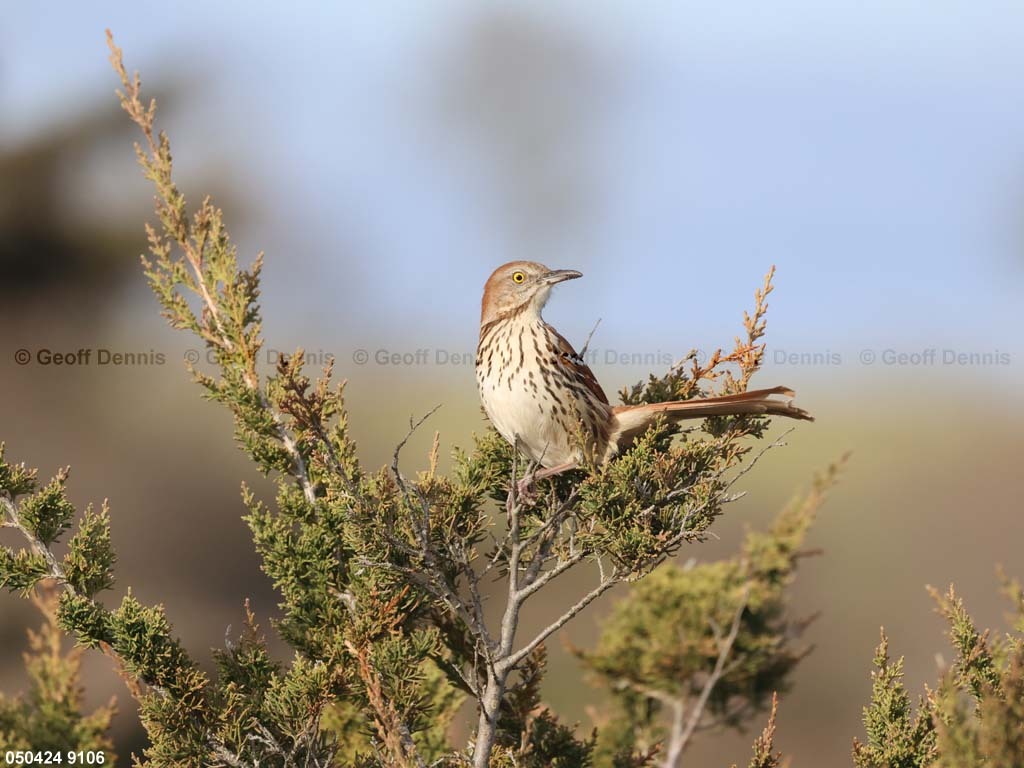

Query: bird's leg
<box><xmin>514</xmin><ymin>461</ymin><xmax>579</xmax><ymax>501</ymax></box>
<box><xmin>532</xmin><ymin>461</ymin><xmax>579</xmax><ymax>482</ymax></box>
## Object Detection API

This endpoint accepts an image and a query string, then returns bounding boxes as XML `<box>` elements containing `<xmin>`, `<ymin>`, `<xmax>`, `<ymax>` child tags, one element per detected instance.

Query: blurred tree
<box><xmin>0</xmin><ymin>99</ymin><xmax>151</xmax><ymax>296</ymax></box>
<box><xmin>0</xmin><ymin>83</ymin><xmax>238</xmax><ymax>310</ymax></box>
<box><xmin>437</xmin><ymin>8</ymin><xmax>608</xmax><ymax>266</ymax></box>
<box><xmin>579</xmin><ymin>462</ymin><xmax>842</xmax><ymax>767</ymax></box>
<box><xmin>0</xmin><ymin>582</ymin><xmax>116</xmax><ymax>759</ymax></box>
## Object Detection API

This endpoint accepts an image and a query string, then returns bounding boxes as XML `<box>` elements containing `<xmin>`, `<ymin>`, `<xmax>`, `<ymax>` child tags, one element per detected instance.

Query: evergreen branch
<box><xmin>0</xmin><ymin>489</ymin><xmax>167</xmax><ymax>701</ymax></box>
<box><xmin>3</xmin><ymin>466</ymin><xmax>340</xmax><ymax>766</ymax></box>
<box><xmin>641</xmin><ymin>432</ymin><xmax>791</xmax><ymax>559</ymax></box>
<box><xmin>0</xmin><ymin>493</ymin><xmax>64</xmax><ymax>583</ymax></box>
<box><xmin>105</xmin><ymin>30</ymin><xmax>318</xmax><ymax>506</ymax></box>
<box><xmin>736</xmin><ymin>693</ymin><xmax>782</xmax><ymax>768</ymax></box>
<box><xmin>392</xmin><ymin>405</ymin><xmax>444</xmax><ymax>494</ymax></box>
<box><xmin>346</xmin><ymin>640</ymin><xmax>428</xmax><ymax>768</ymax></box>
<box><xmin>358</xmin><ymin>557</ymin><xmax>493</xmax><ymax>669</ymax></box>
<box><xmin>0</xmin><ymin>582</ymin><xmax>116</xmax><ymax>757</ymax></box>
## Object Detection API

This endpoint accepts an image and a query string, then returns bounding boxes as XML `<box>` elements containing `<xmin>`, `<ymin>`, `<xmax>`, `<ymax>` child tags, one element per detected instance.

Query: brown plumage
<box><xmin>475</xmin><ymin>261</ymin><xmax>812</xmax><ymax>472</ymax></box>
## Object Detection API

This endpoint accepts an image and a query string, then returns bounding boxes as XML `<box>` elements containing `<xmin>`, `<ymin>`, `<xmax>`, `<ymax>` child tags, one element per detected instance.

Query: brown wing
<box><xmin>544</xmin><ymin>323</ymin><xmax>610</xmax><ymax>406</ymax></box>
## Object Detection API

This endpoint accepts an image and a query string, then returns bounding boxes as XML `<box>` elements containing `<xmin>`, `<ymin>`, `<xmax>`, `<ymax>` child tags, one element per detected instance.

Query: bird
<box><xmin>475</xmin><ymin>261</ymin><xmax>812</xmax><ymax>481</ymax></box>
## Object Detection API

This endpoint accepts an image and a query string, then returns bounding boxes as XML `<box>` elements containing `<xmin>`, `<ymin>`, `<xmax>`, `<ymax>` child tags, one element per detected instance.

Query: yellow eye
<box><xmin>512</xmin><ymin>271</ymin><xmax>526</xmax><ymax>284</ymax></box>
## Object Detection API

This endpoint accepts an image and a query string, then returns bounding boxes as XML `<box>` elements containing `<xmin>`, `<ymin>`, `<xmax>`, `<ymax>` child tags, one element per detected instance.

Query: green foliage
<box><xmin>931</xmin><ymin>586</ymin><xmax>1001</xmax><ymax>701</ymax></box>
<box><xmin>852</xmin><ymin>579</ymin><xmax>1024</xmax><ymax>768</ymax></box>
<box><xmin>0</xmin><ymin>455</ymin><xmax>56</xmax><ymax>596</ymax></box>
<box><xmin>731</xmin><ymin>693</ymin><xmax>782</xmax><ymax>768</ymax></box>
<box><xmin>574</xmin><ymin>422</ymin><xmax>731</xmax><ymax>567</ymax></box>
<box><xmin>17</xmin><ymin>469</ymin><xmax>76</xmax><ymax>546</ymax></box>
<box><xmin>579</xmin><ymin>461</ymin><xmax>840</xmax><ymax>766</ymax></box>
<box><xmin>0</xmin><ymin>586</ymin><xmax>115</xmax><ymax>758</ymax></box>
<box><xmin>0</xmin><ymin>549</ymin><xmax>50</xmax><ymax>595</ymax></box>
<box><xmin>57</xmin><ymin>591</ymin><xmax>111</xmax><ymax>649</ymax></box>
<box><xmin>490</xmin><ymin>646</ymin><xmax>598</xmax><ymax>767</ymax></box>
<box><xmin>63</xmin><ymin>503</ymin><xmax>116</xmax><ymax>597</ymax></box>
<box><xmin>491</xmin><ymin>709</ymin><xmax>596</xmax><ymax>768</ymax></box>
<box><xmin>0</xmin><ymin>443</ymin><xmax>38</xmax><ymax>497</ymax></box>
<box><xmin>852</xmin><ymin>631</ymin><xmax>937</xmax><ymax>768</ymax></box>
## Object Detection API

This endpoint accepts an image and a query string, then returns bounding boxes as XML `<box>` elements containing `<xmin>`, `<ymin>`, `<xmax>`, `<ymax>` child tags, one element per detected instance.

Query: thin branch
<box><xmin>0</xmin><ymin>494</ymin><xmax>63</xmax><ymax>581</ymax></box>
<box><xmin>646</xmin><ymin>432</ymin><xmax>791</xmax><ymax>559</ymax></box>
<box><xmin>520</xmin><ymin>488</ymin><xmax>580</xmax><ymax>548</ymax></box>
<box><xmin>663</xmin><ymin>585</ymin><xmax>750</xmax><ymax>768</ymax></box>
<box><xmin>516</xmin><ymin>550</ymin><xmax>587</xmax><ymax>602</ymax></box>
<box><xmin>391</xmin><ymin>404</ymin><xmax>444</xmax><ymax>492</ymax></box>
<box><xmin>211</xmin><ymin>744</ymin><xmax>251</xmax><ymax>768</ymax></box>
<box><xmin>482</xmin><ymin>524</ymin><xmax>514</xmax><ymax>578</ymax></box>
<box><xmin>501</xmin><ymin>565</ymin><xmax>621</xmax><ymax>672</ymax></box>
<box><xmin>722</xmin><ymin>429</ymin><xmax>794</xmax><ymax>495</ymax></box>
<box><xmin>359</xmin><ymin>559</ymin><xmax>485</xmax><ymax>645</ymax></box>
<box><xmin>578</xmin><ymin>317</ymin><xmax>602</xmax><ymax>359</ymax></box>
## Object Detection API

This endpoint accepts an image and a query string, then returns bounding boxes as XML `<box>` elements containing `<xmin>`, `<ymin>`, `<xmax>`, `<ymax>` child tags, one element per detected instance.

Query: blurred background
<box><xmin>2</xmin><ymin>2</ymin><xmax>1022</xmax><ymax>764</ymax></box>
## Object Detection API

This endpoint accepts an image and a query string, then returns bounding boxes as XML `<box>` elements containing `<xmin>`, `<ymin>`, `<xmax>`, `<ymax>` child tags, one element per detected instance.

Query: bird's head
<box><xmin>480</xmin><ymin>261</ymin><xmax>582</xmax><ymax>327</ymax></box>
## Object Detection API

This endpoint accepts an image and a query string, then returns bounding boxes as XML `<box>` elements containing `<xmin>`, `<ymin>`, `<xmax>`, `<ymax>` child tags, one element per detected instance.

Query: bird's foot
<box><xmin>516</xmin><ymin>475</ymin><xmax>539</xmax><ymax>501</ymax></box>
<box><xmin>507</xmin><ymin>475</ymin><xmax>539</xmax><ymax>512</ymax></box>
<box><xmin>506</xmin><ymin>461</ymin><xmax>580</xmax><ymax>512</ymax></box>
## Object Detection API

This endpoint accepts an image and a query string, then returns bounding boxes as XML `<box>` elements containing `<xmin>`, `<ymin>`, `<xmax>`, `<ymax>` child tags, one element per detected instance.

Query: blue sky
<box><xmin>4</xmin><ymin>2</ymin><xmax>1022</xmax><ymax>382</ymax></box>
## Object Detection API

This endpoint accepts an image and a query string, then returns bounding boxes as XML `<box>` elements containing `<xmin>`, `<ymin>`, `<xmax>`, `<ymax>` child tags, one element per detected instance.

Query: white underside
<box><xmin>478</xmin><ymin>373</ymin><xmax>580</xmax><ymax>468</ymax></box>
<box><xmin>476</xmin><ymin>315</ymin><xmax>582</xmax><ymax>468</ymax></box>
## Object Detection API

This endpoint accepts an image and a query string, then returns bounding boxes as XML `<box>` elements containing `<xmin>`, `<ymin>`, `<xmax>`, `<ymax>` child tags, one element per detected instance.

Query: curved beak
<box><xmin>541</xmin><ymin>269</ymin><xmax>583</xmax><ymax>285</ymax></box>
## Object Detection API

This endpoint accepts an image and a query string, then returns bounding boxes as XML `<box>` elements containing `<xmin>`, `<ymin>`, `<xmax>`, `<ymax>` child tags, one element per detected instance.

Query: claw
<box><xmin>516</xmin><ymin>475</ymin><xmax>538</xmax><ymax>503</ymax></box>
<box><xmin>507</xmin><ymin>474</ymin><xmax>539</xmax><ymax>512</ymax></box>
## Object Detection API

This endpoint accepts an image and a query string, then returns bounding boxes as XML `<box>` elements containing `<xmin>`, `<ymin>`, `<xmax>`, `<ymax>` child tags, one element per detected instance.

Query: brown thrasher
<box><xmin>475</xmin><ymin>261</ymin><xmax>812</xmax><ymax>479</ymax></box>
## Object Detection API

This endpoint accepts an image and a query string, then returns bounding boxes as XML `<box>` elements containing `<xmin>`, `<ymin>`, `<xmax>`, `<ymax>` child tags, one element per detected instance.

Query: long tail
<box><xmin>609</xmin><ymin>385</ymin><xmax>812</xmax><ymax>453</ymax></box>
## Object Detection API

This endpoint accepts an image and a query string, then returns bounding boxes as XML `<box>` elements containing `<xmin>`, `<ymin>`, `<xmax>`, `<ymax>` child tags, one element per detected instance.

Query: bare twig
<box><xmin>392</xmin><ymin>404</ymin><xmax>444</xmax><ymax>492</ymax></box>
<box><xmin>503</xmin><ymin>564</ymin><xmax>620</xmax><ymax>672</ymax></box>
<box><xmin>663</xmin><ymin>584</ymin><xmax>750</xmax><ymax>768</ymax></box>
<box><xmin>578</xmin><ymin>317</ymin><xmax>602</xmax><ymax>359</ymax></box>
